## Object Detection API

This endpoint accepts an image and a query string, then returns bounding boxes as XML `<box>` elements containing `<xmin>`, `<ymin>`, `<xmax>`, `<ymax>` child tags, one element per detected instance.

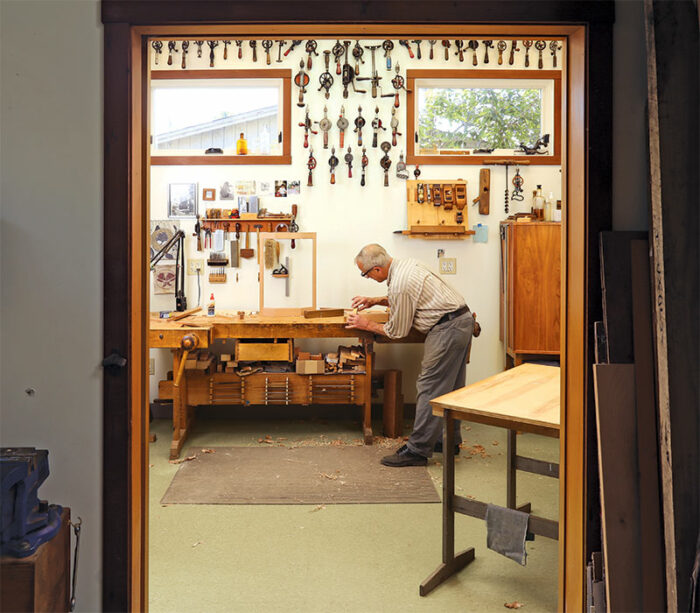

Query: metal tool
<box><xmin>504</xmin><ymin>165</ymin><xmax>510</xmax><ymax>213</ymax></box>
<box><xmin>390</xmin><ymin>107</ymin><xmax>401</xmax><ymax>146</ymax></box>
<box><xmin>354</xmin><ymin>106</ymin><xmax>365</xmax><ymax>146</ymax></box>
<box><xmin>396</xmin><ymin>152</ymin><xmax>408</xmax><ymax>179</ymax></box>
<box><xmin>483</xmin><ymin>40</ymin><xmax>493</xmax><ymax>64</ymax></box>
<box><xmin>344</xmin><ymin>147</ymin><xmax>354</xmax><ymax>178</ymax></box>
<box><xmin>431</xmin><ymin>184</ymin><xmax>442</xmax><ymax>206</ymax></box>
<box><xmin>318</xmin><ymin>51</ymin><xmax>334</xmax><ymax>99</ymax></box>
<box><xmin>249</xmin><ymin>40</ymin><xmax>257</xmax><ymax>62</ymax></box>
<box><xmin>305</xmin><ymin>39</ymin><xmax>318</xmax><ymax>69</ymax></box>
<box><xmin>329</xmin><ymin>147</ymin><xmax>339</xmax><ymax>184</ymax></box>
<box><xmin>360</xmin><ymin>147</ymin><xmax>368</xmax><ymax>186</ymax></box>
<box><xmin>509</xmin><ymin>39</ymin><xmax>519</xmax><ymax>65</ymax></box>
<box><xmin>414</xmin><ymin>164</ymin><xmax>421</xmax><ymax>180</ymax></box>
<box><xmin>276</xmin><ymin>40</ymin><xmax>287</xmax><ymax>62</ymax></box>
<box><xmin>285</xmin><ymin>39</ymin><xmax>302</xmax><ymax>56</ymax></box>
<box><xmin>316</xmin><ymin>105</ymin><xmax>332</xmax><ymax>149</ymax></box>
<box><xmin>550</xmin><ymin>40</ymin><xmax>562</xmax><ymax>68</ymax></box>
<box><xmin>412</xmin><ymin>40</ymin><xmax>423</xmax><ymax>59</ymax></box>
<box><xmin>298</xmin><ymin>107</ymin><xmax>318</xmax><ymax>148</ymax></box>
<box><xmin>151</xmin><ymin>40</ymin><xmax>163</xmax><ymax>64</ymax></box>
<box><xmin>357</xmin><ymin>45</ymin><xmax>383</xmax><ymax>98</ymax></box>
<box><xmin>352</xmin><ymin>40</ymin><xmax>365</xmax><ymax>74</ymax></box>
<box><xmin>235</xmin><ymin>40</ymin><xmax>243</xmax><ymax>59</ymax></box>
<box><xmin>535</xmin><ymin>40</ymin><xmax>546</xmax><ymax>69</ymax></box>
<box><xmin>441</xmin><ymin>40</ymin><xmax>451</xmax><ymax>60</ymax></box>
<box><xmin>222</xmin><ymin>40</ymin><xmax>231</xmax><ymax>60</ymax></box>
<box><xmin>454</xmin><ymin>39</ymin><xmax>465</xmax><ymax>62</ymax></box>
<box><xmin>382</xmin><ymin>64</ymin><xmax>410</xmax><ymax>108</ymax></box>
<box><xmin>371</xmin><ymin>106</ymin><xmax>386</xmax><ymax>148</ymax></box>
<box><xmin>262</xmin><ymin>39</ymin><xmax>273</xmax><ymax>64</ymax></box>
<box><xmin>294</xmin><ymin>59</ymin><xmax>309</xmax><ymax>107</ymax></box>
<box><xmin>167</xmin><ymin>41</ymin><xmax>178</xmax><ymax>66</ymax></box>
<box><xmin>511</xmin><ymin>167</ymin><xmax>524</xmax><ymax>201</ymax></box>
<box><xmin>194</xmin><ymin>40</ymin><xmax>204</xmax><ymax>58</ymax></box>
<box><xmin>341</xmin><ymin>40</ymin><xmax>365</xmax><ymax>98</ymax></box>
<box><xmin>468</xmin><ymin>40</ymin><xmax>479</xmax><ymax>65</ymax></box>
<box><xmin>417</xmin><ymin>183</ymin><xmax>425</xmax><ymax>203</ymax></box>
<box><xmin>428</xmin><ymin>40</ymin><xmax>436</xmax><ymax>60</ymax></box>
<box><xmin>307</xmin><ymin>149</ymin><xmax>317</xmax><ymax>186</ymax></box>
<box><xmin>194</xmin><ymin>214</ymin><xmax>202</xmax><ymax>251</ymax></box>
<box><xmin>240</xmin><ymin>228</ymin><xmax>254</xmax><ymax>258</ymax></box>
<box><xmin>180</xmin><ymin>41</ymin><xmax>189</xmax><ymax>69</ymax></box>
<box><xmin>382</xmin><ymin>39</ymin><xmax>394</xmax><ymax>70</ymax></box>
<box><xmin>380</xmin><ymin>141</ymin><xmax>392</xmax><ymax>187</ymax></box>
<box><xmin>332</xmin><ymin>40</ymin><xmax>344</xmax><ymax>74</ymax></box>
<box><xmin>497</xmin><ymin>40</ymin><xmax>507</xmax><ymax>65</ymax></box>
<box><xmin>523</xmin><ymin>40</ymin><xmax>533</xmax><ymax>67</ymax></box>
<box><xmin>337</xmin><ymin>106</ymin><xmax>349</xmax><ymax>148</ymax></box>
<box><xmin>517</xmin><ymin>133</ymin><xmax>550</xmax><ymax>155</ymax></box>
<box><xmin>207</xmin><ymin>40</ymin><xmax>218</xmax><ymax>67</ymax></box>
<box><xmin>399</xmin><ymin>39</ymin><xmax>414</xmax><ymax>58</ymax></box>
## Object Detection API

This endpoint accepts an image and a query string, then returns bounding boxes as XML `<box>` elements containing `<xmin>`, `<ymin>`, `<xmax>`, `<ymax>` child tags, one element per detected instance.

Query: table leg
<box><xmin>506</xmin><ymin>429</ymin><xmax>531</xmax><ymax>513</ymax></box>
<box><xmin>169</xmin><ymin>349</ymin><xmax>192</xmax><ymax>460</ymax></box>
<box><xmin>420</xmin><ymin>410</ymin><xmax>475</xmax><ymax>596</ymax></box>
<box><xmin>362</xmin><ymin>340</ymin><xmax>374</xmax><ymax>444</ymax></box>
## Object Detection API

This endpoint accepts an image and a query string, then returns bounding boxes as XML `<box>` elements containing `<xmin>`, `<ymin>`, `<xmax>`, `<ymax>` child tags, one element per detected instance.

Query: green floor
<box><xmin>149</xmin><ymin>416</ymin><xmax>559</xmax><ymax>612</ymax></box>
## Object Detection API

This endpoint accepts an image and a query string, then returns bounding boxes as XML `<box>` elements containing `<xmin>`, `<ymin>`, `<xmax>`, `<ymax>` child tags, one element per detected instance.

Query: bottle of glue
<box><xmin>207</xmin><ymin>293</ymin><xmax>216</xmax><ymax>317</ymax></box>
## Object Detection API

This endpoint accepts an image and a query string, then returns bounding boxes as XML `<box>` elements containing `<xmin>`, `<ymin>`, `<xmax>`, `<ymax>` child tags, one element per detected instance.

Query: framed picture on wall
<box><xmin>202</xmin><ymin>187</ymin><xmax>216</xmax><ymax>201</ymax></box>
<box><xmin>168</xmin><ymin>183</ymin><xmax>198</xmax><ymax>218</ymax></box>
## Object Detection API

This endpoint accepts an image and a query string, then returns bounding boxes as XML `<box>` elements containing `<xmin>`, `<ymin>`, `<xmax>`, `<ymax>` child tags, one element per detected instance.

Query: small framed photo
<box><xmin>202</xmin><ymin>187</ymin><xmax>216</xmax><ymax>201</ymax></box>
<box><xmin>168</xmin><ymin>183</ymin><xmax>197</xmax><ymax>218</ymax></box>
<box><xmin>288</xmin><ymin>180</ymin><xmax>300</xmax><ymax>196</ymax></box>
<box><xmin>274</xmin><ymin>180</ymin><xmax>288</xmax><ymax>197</ymax></box>
<box><xmin>219</xmin><ymin>181</ymin><xmax>235</xmax><ymax>200</ymax></box>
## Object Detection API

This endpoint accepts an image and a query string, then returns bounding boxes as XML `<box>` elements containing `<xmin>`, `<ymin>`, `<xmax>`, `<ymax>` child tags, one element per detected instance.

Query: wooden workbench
<box><xmin>420</xmin><ymin>363</ymin><xmax>560</xmax><ymax>596</ymax></box>
<box><xmin>150</xmin><ymin>310</ymin><xmax>424</xmax><ymax>459</ymax></box>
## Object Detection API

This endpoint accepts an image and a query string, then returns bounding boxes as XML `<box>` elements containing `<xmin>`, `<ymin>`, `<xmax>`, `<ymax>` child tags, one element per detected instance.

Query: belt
<box><xmin>433</xmin><ymin>305</ymin><xmax>470</xmax><ymax>329</ymax></box>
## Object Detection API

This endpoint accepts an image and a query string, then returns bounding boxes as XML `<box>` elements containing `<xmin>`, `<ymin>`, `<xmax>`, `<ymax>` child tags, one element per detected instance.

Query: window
<box><xmin>406</xmin><ymin>70</ymin><xmax>561</xmax><ymax>165</ymax></box>
<box><xmin>150</xmin><ymin>70</ymin><xmax>292</xmax><ymax>165</ymax></box>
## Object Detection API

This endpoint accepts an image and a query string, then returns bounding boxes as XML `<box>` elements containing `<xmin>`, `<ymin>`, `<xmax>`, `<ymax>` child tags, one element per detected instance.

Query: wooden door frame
<box><xmin>102</xmin><ymin>3</ymin><xmax>614</xmax><ymax>611</ymax></box>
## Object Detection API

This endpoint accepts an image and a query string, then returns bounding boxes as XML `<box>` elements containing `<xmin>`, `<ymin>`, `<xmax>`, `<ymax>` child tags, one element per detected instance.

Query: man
<box><xmin>346</xmin><ymin>244</ymin><xmax>473</xmax><ymax>467</ymax></box>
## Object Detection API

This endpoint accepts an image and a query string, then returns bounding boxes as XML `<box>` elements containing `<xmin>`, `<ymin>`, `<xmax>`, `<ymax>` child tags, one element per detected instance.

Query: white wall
<box><xmin>149</xmin><ymin>39</ymin><xmax>563</xmax><ymax>401</ymax></box>
<box><xmin>0</xmin><ymin>1</ymin><xmax>103</xmax><ymax>611</ymax></box>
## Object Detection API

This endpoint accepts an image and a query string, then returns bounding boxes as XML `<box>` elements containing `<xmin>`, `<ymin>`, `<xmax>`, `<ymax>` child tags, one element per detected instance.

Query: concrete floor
<box><xmin>148</xmin><ymin>416</ymin><xmax>559</xmax><ymax>612</ymax></box>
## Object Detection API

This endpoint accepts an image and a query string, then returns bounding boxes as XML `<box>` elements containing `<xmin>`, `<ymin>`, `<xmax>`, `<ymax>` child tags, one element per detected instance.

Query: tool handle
<box><xmin>392</xmin><ymin>131</ymin><xmax>397</xmax><ymax>147</ymax></box>
<box><xmin>339</xmin><ymin>131</ymin><xmax>345</xmax><ymax>148</ymax></box>
<box><xmin>196</xmin><ymin>234</ymin><xmax>202</xmax><ymax>251</ymax></box>
<box><xmin>336</xmin><ymin>61</ymin><xmax>341</xmax><ymax>75</ymax></box>
<box><xmin>298</xmin><ymin>88</ymin><xmax>304</xmax><ymax>107</ymax></box>
<box><xmin>307</xmin><ymin>170</ymin><xmax>313</xmax><ymax>187</ymax></box>
<box><xmin>174</xmin><ymin>349</ymin><xmax>190</xmax><ymax>387</ymax></box>
<box><xmin>292</xmin><ymin>204</ymin><xmax>298</xmax><ymax>217</ymax></box>
<box><xmin>181</xmin><ymin>52</ymin><xmax>186</xmax><ymax>69</ymax></box>
<box><xmin>348</xmin><ymin>166</ymin><xmax>352</xmax><ymax>178</ymax></box>
<box><xmin>384</xmin><ymin>172</ymin><xmax>389</xmax><ymax>187</ymax></box>
<box><xmin>238</xmin><ymin>47</ymin><xmax>242</xmax><ymax>59</ymax></box>
<box><xmin>358</xmin><ymin>132</ymin><xmax>363</xmax><ymax>147</ymax></box>
<box><xmin>361</xmin><ymin>172</ymin><xmax>366</xmax><ymax>187</ymax></box>
<box><xmin>430</xmin><ymin>46</ymin><xmax>434</xmax><ymax>60</ymax></box>
<box><xmin>406</xmin><ymin>46</ymin><xmax>414</xmax><ymax>59</ymax></box>
<box><xmin>323</xmin><ymin>131</ymin><xmax>328</xmax><ymax>149</ymax></box>
<box><xmin>330</xmin><ymin>172</ymin><xmax>335</xmax><ymax>185</ymax></box>
<box><xmin>394</xmin><ymin>93</ymin><xmax>399</xmax><ymax>108</ymax></box>
<box><xmin>303</xmin><ymin>132</ymin><xmax>309</xmax><ymax>148</ymax></box>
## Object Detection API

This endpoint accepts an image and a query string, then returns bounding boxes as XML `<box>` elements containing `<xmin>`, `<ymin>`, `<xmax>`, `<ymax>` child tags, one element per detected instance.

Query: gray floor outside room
<box><xmin>148</xmin><ymin>416</ymin><xmax>559</xmax><ymax>612</ymax></box>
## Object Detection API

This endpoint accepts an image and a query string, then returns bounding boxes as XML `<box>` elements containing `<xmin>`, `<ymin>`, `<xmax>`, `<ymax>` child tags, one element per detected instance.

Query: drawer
<box><xmin>235</xmin><ymin>339</ymin><xmax>293</xmax><ymax>362</ymax></box>
<box><xmin>150</xmin><ymin>328</ymin><xmax>210</xmax><ymax>349</ymax></box>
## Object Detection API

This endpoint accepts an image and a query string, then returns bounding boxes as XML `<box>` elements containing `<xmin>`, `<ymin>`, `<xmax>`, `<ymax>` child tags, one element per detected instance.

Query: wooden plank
<box><xmin>168</xmin><ymin>306</ymin><xmax>201</xmax><ymax>320</ymax></box>
<box><xmin>303</xmin><ymin>308</ymin><xmax>345</xmax><ymax>319</ymax></box>
<box><xmin>593</xmin><ymin>364</ymin><xmax>643</xmax><ymax>613</ymax></box>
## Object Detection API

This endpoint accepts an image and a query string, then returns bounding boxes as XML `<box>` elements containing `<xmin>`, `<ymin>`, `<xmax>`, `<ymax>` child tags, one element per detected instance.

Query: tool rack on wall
<box><xmin>200</xmin><ymin>215</ymin><xmax>294</xmax><ymax>233</ymax></box>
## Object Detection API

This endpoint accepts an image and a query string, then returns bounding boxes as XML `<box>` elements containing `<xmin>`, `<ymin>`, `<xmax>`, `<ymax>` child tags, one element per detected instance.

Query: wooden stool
<box><xmin>372</xmin><ymin>369</ymin><xmax>404</xmax><ymax>438</ymax></box>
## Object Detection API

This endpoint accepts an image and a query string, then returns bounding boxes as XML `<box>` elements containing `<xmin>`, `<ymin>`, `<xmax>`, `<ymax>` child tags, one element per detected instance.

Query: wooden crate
<box><xmin>235</xmin><ymin>339</ymin><xmax>293</xmax><ymax>362</ymax></box>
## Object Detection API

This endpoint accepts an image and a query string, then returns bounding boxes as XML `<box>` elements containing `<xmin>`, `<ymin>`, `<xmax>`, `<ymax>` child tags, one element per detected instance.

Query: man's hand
<box><xmin>351</xmin><ymin>295</ymin><xmax>379</xmax><ymax>310</ymax></box>
<box><xmin>345</xmin><ymin>312</ymin><xmax>371</xmax><ymax>330</ymax></box>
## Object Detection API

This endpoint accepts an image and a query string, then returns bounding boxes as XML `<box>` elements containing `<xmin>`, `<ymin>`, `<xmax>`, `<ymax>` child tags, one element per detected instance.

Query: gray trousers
<box><xmin>406</xmin><ymin>312</ymin><xmax>473</xmax><ymax>458</ymax></box>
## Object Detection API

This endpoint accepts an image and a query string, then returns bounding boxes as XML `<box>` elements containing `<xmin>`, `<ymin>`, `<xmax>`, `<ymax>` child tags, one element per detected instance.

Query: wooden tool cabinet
<box><xmin>500</xmin><ymin>221</ymin><xmax>561</xmax><ymax>367</ymax></box>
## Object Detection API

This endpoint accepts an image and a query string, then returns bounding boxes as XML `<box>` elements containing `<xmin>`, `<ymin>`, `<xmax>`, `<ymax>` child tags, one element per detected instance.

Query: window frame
<box><xmin>406</xmin><ymin>69</ymin><xmax>562</xmax><ymax>166</ymax></box>
<box><xmin>150</xmin><ymin>69</ymin><xmax>292</xmax><ymax>165</ymax></box>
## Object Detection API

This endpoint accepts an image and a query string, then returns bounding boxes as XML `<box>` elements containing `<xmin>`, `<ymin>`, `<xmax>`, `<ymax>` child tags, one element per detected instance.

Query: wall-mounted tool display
<box><xmin>337</xmin><ymin>107</ymin><xmax>348</xmax><ymax>148</ymax></box>
<box><xmin>509</xmin><ymin>40</ymin><xmax>519</xmax><ymax>65</ymax></box>
<box><xmin>550</xmin><ymin>40</ymin><xmax>562</xmax><ymax>68</ymax></box>
<box><xmin>497</xmin><ymin>40</ymin><xmax>507</xmax><ymax>64</ymax></box>
<box><xmin>352</xmin><ymin>40</ymin><xmax>364</xmax><ymax>74</ymax></box>
<box><xmin>400</xmin><ymin>180</ymin><xmax>473</xmax><ymax>239</ymax></box>
<box><xmin>181</xmin><ymin>41</ymin><xmax>189</xmax><ymax>69</ymax></box>
<box><xmin>511</xmin><ymin>167</ymin><xmax>524</xmax><ymax>202</ymax></box>
<box><xmin>285</xmin><ymin>39</ymin><xmax>302</xmax><ymax>56</ymax></box>
<box><xmin>344</xmin><ymin>147</ymin><xmax>354</xmax><ymax>178</ymax></box>
<box><xmin>299</xmin><ymin>108</ymin><xmax>318</xmax><ymax>148</ymax></box>
<box><xmin>454</xmin><ymin>39</ymin><xmax>465</xmax><ymax>62</ymax></box>
<box><xmin>317</xmin><ymin>106</ymin><xmax>332</xmax><ymax>149</ymax></box>
<box><xmin>382</xmin><ymin>39</ymin><xmax>394</xmax><ymax>70</ymax></box>
<box><xmin>442</xmin><ymin>40</ymin><xmax>451</xmax><ymax>61</ymax></box>
<box><xmin>523</xmin><ymin>40</ymin><xmax>533</xmax><ymax>67</ymax></box>
<box><xmin>151</xmin><ymin>40</ymin><xmax>163</xmax><ymax>64</ymax></box>
<box><xmin>306</xmin><ymin>149</ymin><xmax>316</xmax><ymax>186</ymax></box>
<box><xmin>428</xmin><ymin>40</ymin><xmax>436</xmax><ymax>59</ymax></box>
<box><xmin>294</xmin><ymin>60</ymin><xmax>309</xmax><ymax>107</ymax></box>
<box><xmin>249</xmin><ymin>40</ymin><xmax>257</xmax><ymax>62</ymax></box>
<box><xmin>483</xmin><ymin>40</ymin><xmax>493</xmax><ymax>64</ymax></box>
<box><xmin>468</xmin><ymin>40</ymin><xmax>479</xmax><ymax>65</ymax></box>
<box><xmin>360</xmin><ymin>148</ymin><xmax>368</xmax><ymax>186</ymax></box>
<box><xmin>371</xmin><ymin>106</ymin><xmax>386</xmax><ymax>148</ymax></box>
<box><xmin>398</xmin><ymin>39</ymin><xmax>414</xmax><ymax>59</ymax></box>
<box><xmin>276</xmin><ymin>40</ymin><xmax>287</xmax><ymax>63</ymax></box>
<box><xmin>261</xmin><ymin>39</ymin><xmax>274</xmax><ymax>65</ymax></box>
<box><xmin>472</xmin><ymin>168</ymin><xmax>490</xmax><ymax>215</ymax></box>
<box><xmin>305</xmin><ymin>39</ymin><xmax>318</xmax><ymax>69</ymax></box>
<box><xmin>380</xmin><ymin>141</ymin><xmax>392</xmax><ymax>186</ymax></box>
<box><xmin>354</xmin><ymin>106</ymin><xmax>365</xmax><ymax>146</ymax></box>
<box><xmin>535</xmin><ymin>40</ymin><xmax>546</xmax><ymax>69</ymax></box>
<box><xmin>207</xmin><ymin>40</ymin><xmax>218</xmax><ymax>67</ymax></box>
<box><xmin>484</xmin><ymin>159</ymin><xmax>531</xmax><ymax>214</ymax></box>
<box><xmin>396</xmin><ymin>153</ymin><xmax>408</xmax><ymax>179</ymax></box>
<box><xmin>357</xmin><ymin>45</ymin><xmax>382</xmax><ymax>98</ymax></box>
<box><xmin>332</xmin><ymin>40</ymin><xmax>344</xmax><ymax>75</ymax></box>
<box><xmin>329</xmin><ymin>147</ymin><xmax>339</xmax><ymax>184</ymax></box>
<box><xmin>318</xmin><ymin>51</ymin><xmax>334</xmax><ymax>99</ymax></box>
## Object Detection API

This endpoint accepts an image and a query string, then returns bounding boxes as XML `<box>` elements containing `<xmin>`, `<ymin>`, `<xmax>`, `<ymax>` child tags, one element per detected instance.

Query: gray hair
<box><xmin>355</xmin><ymin>244</ymin><xmax>391</xmax><ymax>270</ymax></box>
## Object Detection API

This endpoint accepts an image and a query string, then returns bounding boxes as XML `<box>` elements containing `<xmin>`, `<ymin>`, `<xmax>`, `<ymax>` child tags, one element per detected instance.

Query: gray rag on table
<box><xmin>485</xmin><ymin>503</ymin><xmax>529</xmax><ymax>566</ymax></box>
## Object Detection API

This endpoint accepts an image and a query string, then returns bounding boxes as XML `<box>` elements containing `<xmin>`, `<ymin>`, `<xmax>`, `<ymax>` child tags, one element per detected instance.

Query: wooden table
<box><xmin>420</xmin><ymin>363</ymin><xmax>560</xmax><ymax>596</ymax></box>
<box><xmin>150</xmin><ymin>311</ymin><xmax>424</xmax><ymax>459</ymax></box>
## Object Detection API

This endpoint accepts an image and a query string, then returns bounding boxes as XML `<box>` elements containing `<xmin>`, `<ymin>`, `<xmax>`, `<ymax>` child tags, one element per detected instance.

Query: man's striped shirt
<box><xmin>383</xmin><ymin>258</ymin><xmax>468</xmax><ymax>339</ymax></box>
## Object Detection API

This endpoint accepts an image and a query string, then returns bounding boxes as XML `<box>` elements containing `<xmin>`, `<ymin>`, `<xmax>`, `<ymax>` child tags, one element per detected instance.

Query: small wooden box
<box><xmin>296</xmin><ymin>360</ymin><xmax>326</xmax><ymax>374</ymax></box>
<box><xmin>235</xmin><ymin>340</ymin><xmax>293</xmax><ymax>362</ymax></box>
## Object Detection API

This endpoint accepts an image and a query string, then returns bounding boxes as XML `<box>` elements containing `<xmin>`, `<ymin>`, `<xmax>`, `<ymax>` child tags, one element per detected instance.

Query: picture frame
<box><xmin>202</xmin><ymin>187</ymin><xmax>216</xmax><ymax>201</ymax></box>
<box><xmin>168</xmin><ymin>183</ymin><xmax>198</xmax><ymax>218</ymax></box>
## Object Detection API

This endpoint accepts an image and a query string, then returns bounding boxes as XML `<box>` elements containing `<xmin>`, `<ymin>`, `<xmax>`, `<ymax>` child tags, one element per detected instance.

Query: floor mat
<box><xmin>161</xmin><ymin>446</ymin><xmax>440</xmax><ymax>505</ymax></box>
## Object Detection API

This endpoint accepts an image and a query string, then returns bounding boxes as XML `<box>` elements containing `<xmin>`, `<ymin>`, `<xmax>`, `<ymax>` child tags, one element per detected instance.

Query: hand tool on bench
<box><xmin>222</xmin><ymin>40</ymin><xmax>231</xmax><ymax>60</ymax></box>
<box><xmin>276</xmin><ymin>40</ymin><xmax>287</xmax><ymax>62</ymax></box>
<box><xmin>307</xmin><ymin>149</ymin><xmax>317</xmax><ymax>186</ymax></box>
<box><xmin>180</xmin><ymin>41</ymin><xmax>189</xmax><ymax>69</ymax></box>
<box><xmin>294</xmin><ymin>59</ymin><xmax>310</xmax><ymax>107</ymax></box>
<box><xmin>298</xmin><ymin>107</ymin><xmax>318</xmax><ymax>148</ymax></box>
<box><xmin>249</xmin><ymin>40</ymin><xmax>257</xmax><ymax>62</ymax></box>
<box><xmin>316</xmin><ymin>106</ymin><xmax>332</xmax><ymax>149</ymax></box>
<box><xmin>285</xmin><ymin>39</ymin><xmax>302</xmax><ymax>56</ymax></box>
<box><xmin>174</xmin><ymin>334</ymin><xmax>199</xmax><ymax>387</ymax></box>
<box><xmin>398</xmin><ymin>39</ymin><xmax>414</xmax><ymax>58</ymax></box>
<box><xmin>549</xmin><ymin>40</ymin><xmax>562</xmax><ymax>68</ymax></box>
<box><xmin>305</xmin><ymin>39</ymin><xmax>318</xmax><ymax>69</ymax></box>
<box><xmin>428</xmin><ymin>40</ymin><xmax>436</xmax><ymax>60</ymax></box>
<box><xmin>167</xmin><ymin>41</ymin><xmax>178</xmax><ymax>66</ymax></box>
<box><xmin>341</xmin><ymin>41</ymin><xmax>365</xmax><ymax>98</ymax></box>
<box><xmin>535</xmin><ymin>40</ymin><xmax>546</xmax><ymax>69</ymax></box>
<box><xmin>509</xmin><ymin>39</ymin><xmax>519</xmax><ymax>65</ymax></box>
<box><xmin>454</xmin><ymin>39</ymin><xmax>465</xmax><ymax>62</ymax></box>
<box><xmin>337</xmin><ymin>106</ymin><xmax>348</xmax><ymax>148</ymax></box>
<box><xmin>207</xmin><ymin>40</ymin><xmax>218</xmax><ymax>67</ymax></box>
<box><xmin>380</xmin><ymin>141</ymin><xmax>392</xmax><ymax>187</ymax></box>
<box><xmin>523</xmin><ymin>40</ymin><xmax>533</xmax><ymax>67</ymax></box>
<box><xmin>151</xmin><ymin>40</ymin><xmax>163</xmax><ymax>64</ymax></box>
<box><xmin>412</xmin><ymin>39</ymin><xmax>423</xmax><ymax>59</ymax></box>
<box><xmin>360</xmin><ymin>147</ymin><xmax>368</xmax><ymax>186</ymax></box>
<box><xmin>357</xmin><ymin>45</ymin><xmax>382</xmax><ymax>98</ymax></box>
<box><xmin>441</xmin><ymin>39</ymin><xmax>451</xmax><ymax>61</ymax></box>
<box><xmin>468</xmin><ymin>39</ymin><xmax>479</xmax><ymax>65</ymax></box>
<box><xmin>371</xmin><ymin>106</ymin><xmax>386</xmax><ymax>148</ymax></box>
<box><xmin>329</xmin><ymin>147</ymin><xmax>339</xmax><ymax>185</ymax></box>
<box><xmin>318</xmin><ymin>51</ymin><xmax>334</xmax><ymax>99</ymax></box>
<box><xmin>497</xmin><ymin>40</ymin><xmax>507</xmax><ymax>65</ymax></box>
<box><xmin>354</xmin><ymin>106</ymin><xmax>365</xmax><ymax>146</ymax></box>
<box><xmin>262</xmin><ymin>39</ymin><xmax>273</xmax><ymax>65</ymax></box>
<box><xmin>332</xmin><ymin>40</ymin><xmax>345</xmax><ymax>75</ymax></box>
<box><xmin>390</xmin><ymin>107</ymin><xmax>401</xmax><ymax>146</ymax></box>
<box><xmin>344</xmin><ymin>147</ymin><xmax>354</xmax><ymax>179</ymax></box>
<box><xmin>352</xmin><ymin>40</ymin><xmax>365</xmax><ymax>74</ymax></box>
<box><xmin>483</xmin><ymin>40</ymin><xmax>493</xmax><ymax>64</ymax></box>
<box><xmin>240</xmin><ymin>229</ymin><xmax>255</xmax><ymax>259</ymax></box>
<box><xmin>194</xmin><ymin>40</ymin><xmax>204</xmax><ymax>58</ymax></box>
<box><xmin>234</xmin><ymin>40</ymin><xmax>243</xmax><ymax>59</ymax></box>
<box><xmin>382</xmin><ymin>39</ymin><xmax>394</xmax><ymax>70</ymax></box>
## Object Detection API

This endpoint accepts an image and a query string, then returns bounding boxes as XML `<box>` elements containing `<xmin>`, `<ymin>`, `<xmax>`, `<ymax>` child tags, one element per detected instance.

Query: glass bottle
<box><xmin>544</xmin><ymin>191</ymin><xmax>555</xmax><ymax>221</ymax></box>
<box><xmin>532</xmin><ymin>185</ymin><xmax>545</xmax><ymax>220</ymax></box>
<box><xmin>553</xmin><ymin>200</ymin><xmax>562</xmax><ymax>222</ymax></box>
<box><xmin>236</xmin><ymin>132</ymin><xmax>248</xmax><ymax>155</ymax></box>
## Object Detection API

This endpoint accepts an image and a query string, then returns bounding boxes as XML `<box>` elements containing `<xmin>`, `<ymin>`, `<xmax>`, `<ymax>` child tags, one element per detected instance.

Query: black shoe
<box><xmin>380</xmin><ymin>444</ymin><xmax>428</xmax><ymax>467</ymax></box>
<box><xmin>433</xmin><ymin>441</ymin><xmax>461</xmax><ymax>456</ymax></box>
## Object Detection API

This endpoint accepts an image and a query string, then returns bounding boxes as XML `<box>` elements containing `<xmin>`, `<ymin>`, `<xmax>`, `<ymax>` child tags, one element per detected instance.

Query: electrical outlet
<box><xmin>149</xmin><ymin>358</ymin><xmax>155</xmax><ymax>375</ymax></box>
<box><xmin>187</xmin><ymin>259</ymin><xmax>204</xmax><ymax>275</ymax></box>
<box><xmin>439</xmin><ymin>257</ymin><xmax>457</xmax><ymax>275</ymax></box>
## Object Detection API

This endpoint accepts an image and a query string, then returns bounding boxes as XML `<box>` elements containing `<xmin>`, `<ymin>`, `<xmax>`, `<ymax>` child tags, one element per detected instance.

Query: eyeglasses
<box><xmin>360</xmin><ymin>266</ymin><xmax>376</xmax><ymax>278</ymax></box>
